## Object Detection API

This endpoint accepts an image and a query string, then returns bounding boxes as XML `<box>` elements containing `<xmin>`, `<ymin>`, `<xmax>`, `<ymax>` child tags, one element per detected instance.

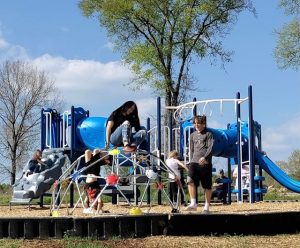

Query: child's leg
<box><xmin>96</xmin><ymin>198</ymin><xmax>104</xmax><ymax>213</ymax></box>
<box><xmin>84</xmin><ymin>196</ymin><xmax>89</xmax><ymax>208</ymax></box>
<box><xmin>169</xmin><ymin>182</ymin><xmax>174</xmax><ymax>203</ymax></box>
<box><xmin>173</xmin><ymin>182</ymin><xmax>179</xmax><ymax>203</ymax></box>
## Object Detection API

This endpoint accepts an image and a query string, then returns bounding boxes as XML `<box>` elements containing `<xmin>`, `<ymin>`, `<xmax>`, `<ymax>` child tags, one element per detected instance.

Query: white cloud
<box><xmin>31</xmin><ymin>54</ymin><xmax>156</xmax><ymax>120</ymax></box>
<box><xmin>135</xmin><ymin>98</ymin><xmax>157</xmax><ymax>124</ymax></box>
<box><xmin>0</xmin><ymin>36</ymin><xmax>29</xmax><ymax>62</ymax></box>
<box><xmin>33</xmin><ymin>54</ymin><xmax>132</xmax><ymax>89</ymax></box>
<box><xmin>0</xmin><ymin>37</ymin><xmax>9</xmax><ymax>49</ymax></box>
<box><xmin>0</xmin><ymin>35</ymin><xmax>156</xmax><ymax>123</ymax></box>
<box><xmin>263</xmin><ymin>113</ymin><xmax>300</xmax><ymax>161</ymax></box>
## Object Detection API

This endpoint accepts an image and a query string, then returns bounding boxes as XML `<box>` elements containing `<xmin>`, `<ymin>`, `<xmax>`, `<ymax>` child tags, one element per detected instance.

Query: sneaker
<box><xmin>83</xmin><ymin>208</ymin><xmax>93</xmax><ymax>214</ymax></box>
<box><xmin>181</xmin><ymin>202</ymin><xmax>188</xmax><ymax>207</ymax></box>
<box><xmin>184</xmin><ymin>204</ymin><xmax>197</xmax><ymax>211</ymax></box>
<box><xmin>171</xmin><ymin>208</ymin><xmax>179</xmax><ymax>213</ymax></box>
<box><xmin>202</xmin><ymin>209</ymin><xmax>210</xmax><ymax>214</ymax></box>
<box><xmin>123</xmin><ymin>145</ymin><xmax>137</xmax><ymax>153</ymax></box>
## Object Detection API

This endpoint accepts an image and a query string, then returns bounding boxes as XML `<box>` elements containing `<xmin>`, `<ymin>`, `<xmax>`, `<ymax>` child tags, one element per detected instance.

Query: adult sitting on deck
<box><xmin>211</xmin><ymin>169</ymin><xmax>229</xmax><ymax>204</ymax></box>
<box><xmin>105</xmin><ymin>101</ymin><xmax>147</xmax><ymax>154</ymax></box>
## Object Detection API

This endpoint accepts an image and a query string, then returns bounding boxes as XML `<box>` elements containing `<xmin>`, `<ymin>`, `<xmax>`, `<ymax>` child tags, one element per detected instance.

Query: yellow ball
<box><xmin>52</xmin><ymin>210</ymin><xmax>60</xmax><ymax>217</ymax></box>
<box><xmin>129</xmin><ymin>207</ymin><xmax>143</xmax><ymax>216</ymax></box>
<box><xmin>109</xmin><ymin>149</ymin><xmax>120</xmax><ymax>155</ymax></box>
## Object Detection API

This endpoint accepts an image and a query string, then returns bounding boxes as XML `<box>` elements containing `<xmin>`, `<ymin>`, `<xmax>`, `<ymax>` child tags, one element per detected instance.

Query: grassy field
<box><xmin>3</xmin><ymin>182</ymin><xmax>300</xmax><ymax>207</ymax></box>
<box><xmin>0</xmin><ymin>234</ymin><xmax>300</xmax><ymax>248</ymax></box>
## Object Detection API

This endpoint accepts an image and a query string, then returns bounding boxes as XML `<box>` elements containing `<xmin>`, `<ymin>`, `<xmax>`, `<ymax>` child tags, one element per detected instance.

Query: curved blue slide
<box><xmin>255</xmin><ymin>150</ymin><xmax>300</xmax><ymax>193</ymax></box>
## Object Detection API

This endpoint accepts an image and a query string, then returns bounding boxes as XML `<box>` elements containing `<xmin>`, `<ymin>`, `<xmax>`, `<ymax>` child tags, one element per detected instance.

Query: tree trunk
<box><xmin>11</xmin><ymin>164</ymin><xmax>16</xmax><ymax>185</ymax></box>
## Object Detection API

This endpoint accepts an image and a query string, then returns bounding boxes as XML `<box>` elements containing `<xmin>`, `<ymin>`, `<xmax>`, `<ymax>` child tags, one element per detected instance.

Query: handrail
<box><xmin>62</xmin><ymin>111</ymin><xmax>70</xmax><ymax>147</ymax></box>
<box><xmin>44</xmin><ymin>112</ymin><xmax>52</xmax><ymax>148</ymax></box>
<box><xmin>166</xmin><ymin>98</ymin><xmax>248</xmax><ymax>122</ymax></box>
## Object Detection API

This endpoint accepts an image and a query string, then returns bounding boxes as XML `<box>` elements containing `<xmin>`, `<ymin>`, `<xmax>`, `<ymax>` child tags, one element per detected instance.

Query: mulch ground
<box><xmin>1</xmin><ymin>202</ymin><xmax>300</xmax><ymax>247</ymax></box>
<box><xmin>2</xmin><ymin>201</ymin><xmax>300</xmax><ymax>217</ymax></box>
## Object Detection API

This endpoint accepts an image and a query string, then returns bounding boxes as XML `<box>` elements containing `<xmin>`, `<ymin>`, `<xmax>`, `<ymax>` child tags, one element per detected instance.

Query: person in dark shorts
<box><xmin>185</xmin><ymin>115</ymin><xmax>214</xmax><ymax>213</ymax></box>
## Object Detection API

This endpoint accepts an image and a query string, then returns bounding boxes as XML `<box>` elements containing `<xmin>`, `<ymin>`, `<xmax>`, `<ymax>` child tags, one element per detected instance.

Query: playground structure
<box><xmin>10</xmin><ymin>149</ymin><xmax>68</xmax><ymax>207</ymax></box>
<box><xmin>10</xmin><ymin>85</ymin><xmax>300</xmax><ymax>213</ymax></box>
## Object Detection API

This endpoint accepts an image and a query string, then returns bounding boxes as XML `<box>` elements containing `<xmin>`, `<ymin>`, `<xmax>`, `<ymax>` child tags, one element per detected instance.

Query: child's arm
<box><xmin>175</xmin><ymin>159</ymin><xmax>188</xmax><ymax>171</ymax></box>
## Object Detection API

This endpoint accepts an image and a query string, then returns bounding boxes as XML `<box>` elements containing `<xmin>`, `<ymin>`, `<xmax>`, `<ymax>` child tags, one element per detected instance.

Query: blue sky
<box><xmin>0</xmin><ymin>0</ymin><xmax>299</xmax><ymax>163</ymax></box>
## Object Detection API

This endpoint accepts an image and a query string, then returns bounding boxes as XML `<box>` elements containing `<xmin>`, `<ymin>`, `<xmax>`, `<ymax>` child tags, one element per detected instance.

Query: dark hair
<box><xmin>121</xmin><ymin>101</ymin><xmax>137</xmax><ymax>114</ymax></box>
<box><xmin>115</xmin><ymin>101</ymin><xmax>140</xmax><ymax>128</ymax></box>
<box><xmin>192</xmin><ymin>115</ymin><xmax>206</xmax><ymax>124</ymax></box>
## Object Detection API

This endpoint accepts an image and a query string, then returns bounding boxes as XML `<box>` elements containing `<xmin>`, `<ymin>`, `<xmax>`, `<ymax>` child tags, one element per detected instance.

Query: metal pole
<box><xmin>70</xmin><ymin>106</ymin><xmax>75</xmax><ymax>208</ymax></box>
<box><xmin>192</xmin><ymin>97</ymin><xmax>199</xmax><ymax>203</ymax></box>
<box><xmin>41</xmin><ymin>108</ymin><xmax>45</xmax><ymax>151</ymax></box>
<box><xmin>157</xmin><ymin>97</ymin><xmax>162</xmax><ymax>205</ymax></box>
<box><xmin>258</xmin><ymin>123</ymin><xmax>263</xmax><ymax>201</ymax></box>
<box><xmin>248</xmin><ymin>85</ymin><xmax>255</xmax><ymax>203</ymax></box>
<box><xmin>147</xmin><ymin>117</ymin><xmax>151</xmax><ymax>205</ymax></box>
<box><xmin>227</xmin><ymin>123</ymin><xmax>232</xmax><ymax>205</ymax></box>
<box><xmin>169</xmin><ymin>114</ymin><xmax>173</xmax><ymax>151</ymax></box>
<box><xmin>236</xmin><ymin>92</ymin><xmax>242</xmax><ymax>202</ymax></box>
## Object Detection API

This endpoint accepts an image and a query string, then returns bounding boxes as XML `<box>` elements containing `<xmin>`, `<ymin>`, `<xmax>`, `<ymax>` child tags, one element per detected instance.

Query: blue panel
<box><xmin>180</xmin><ymin>121</ymin><xmax>251</xmax><ymax>160</ymax></box>
<box><xmin>76</xmin><ymin>117</ymin><xmax>107</xmax><ymax>150</ymax></box>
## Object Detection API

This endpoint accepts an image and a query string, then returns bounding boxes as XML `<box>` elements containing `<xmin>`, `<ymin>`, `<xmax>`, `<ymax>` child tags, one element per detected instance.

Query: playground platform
<box><xmin>1</xmin><ymin>202</ymin><xmax>300</xmax><ymax>238</ymax></box>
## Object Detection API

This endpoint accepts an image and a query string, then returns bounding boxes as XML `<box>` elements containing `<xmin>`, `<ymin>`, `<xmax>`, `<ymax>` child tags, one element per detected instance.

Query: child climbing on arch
<box><xmin>165</xmin><ymin>150</ymin><xmax>188</xmax><ymax>206</ymax></box>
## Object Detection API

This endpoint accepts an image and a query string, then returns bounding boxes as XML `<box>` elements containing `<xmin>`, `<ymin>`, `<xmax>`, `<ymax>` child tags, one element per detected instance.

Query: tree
<box><xmin>274</xmin><ymin>0</ymin><xmax>300</xmax><ymax>70</ymax></box>
<box><xmin>287</xmin><ymin>149</ymin><xmax>300</xmax><ymax>180</ymax></box>
<box><xmin>275</xmin><ymin>149</ymin><xmax>300</xmax><ymax>181</ymax></box>
<box><xmin>79</xmin><ymin>0</ymin><xmax>254</xmax><ymax>113</ymax></box>
<box><xmin>0</xmin><ymin>60</ymin><xmax>63</xmax><ymax>185</ymax></box>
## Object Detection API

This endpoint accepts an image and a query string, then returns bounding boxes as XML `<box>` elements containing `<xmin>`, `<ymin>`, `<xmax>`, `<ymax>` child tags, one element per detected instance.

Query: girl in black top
<box><xmin>105</xmin><ymin>101</ymin><xmax>146</xmax><ymax>153</ymax></box>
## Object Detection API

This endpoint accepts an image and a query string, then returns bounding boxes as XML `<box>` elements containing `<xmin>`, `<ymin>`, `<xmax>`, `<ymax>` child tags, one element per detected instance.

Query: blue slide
<box><xmin>77</xmin><ymin>117</ymin><xmax>107</xmax><ymax>149</ymax></box>
<box><xmin>255</xmin><ymin>150</ymin><xmax>300</xmax><ymax>193</ymax></box>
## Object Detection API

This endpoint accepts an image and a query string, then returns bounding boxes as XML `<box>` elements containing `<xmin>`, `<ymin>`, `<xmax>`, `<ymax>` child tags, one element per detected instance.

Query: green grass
<box><xmin>1</xmin><ymin>234</ymin><xmax>300</xmax><ymax>248</ymax></box>
<box><xmin>2</xmin><ymin>182</ymin><xmax>300</xmax><ymax>207</ymax></box>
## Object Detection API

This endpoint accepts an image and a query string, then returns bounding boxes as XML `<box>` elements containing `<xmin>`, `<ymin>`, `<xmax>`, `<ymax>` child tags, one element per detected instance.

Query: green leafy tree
<box><xmin>265</xmin><ymin>149</ymin><xmax>300</xmax><ymax>190</ymax></box>
<box><xmin>274</xmin><ymin>0</ymin><xmax>300</xmax><ymax>70</ymax></box>
<box><xmin>79</xmin><ymin>0</ymin><xmax>254</xmax><ymax>112</ymax></box>
<box><xmin>287</xmin><ymin>149</ymin><xmax>300</xmax><ymax>180</ymax></box>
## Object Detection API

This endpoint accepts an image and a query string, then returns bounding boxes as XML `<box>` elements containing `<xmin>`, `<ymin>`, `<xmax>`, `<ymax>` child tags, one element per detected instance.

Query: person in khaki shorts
<box><xmin>185</xmin><ymin>115</ymin><xmax>214</xmax><ymax>214</ymax></box>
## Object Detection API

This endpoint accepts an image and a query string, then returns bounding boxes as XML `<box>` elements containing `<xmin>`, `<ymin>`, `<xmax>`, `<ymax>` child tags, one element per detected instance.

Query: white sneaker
<box><xmin>184</xmin><ymin>204</ymin><xmax>197</xmax><ymax>211</ymax></box>
<box><xmin>202</xmin><ymin>209</ymin><xmax>210</xmax><ymax>214</ymax></box>
<box><xmin>83</xmin><ymin>208</ymin><xmax>93</xmax><ymax>214</ymax></box>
